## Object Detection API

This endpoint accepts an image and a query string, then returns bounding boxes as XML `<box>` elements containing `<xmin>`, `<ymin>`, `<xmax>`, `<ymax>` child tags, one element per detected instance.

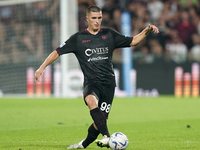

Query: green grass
<box><xmin>0</xmin><ymin>96</ymin><xmax>200</xmax><ymax>150</ymax></box>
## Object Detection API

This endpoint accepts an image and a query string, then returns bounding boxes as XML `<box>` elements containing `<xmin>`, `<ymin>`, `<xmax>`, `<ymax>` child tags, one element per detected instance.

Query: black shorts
<box><xmin>83</xmin><ymin>84</ymin><xmax>115</xmax><ymax>118</ymax></box>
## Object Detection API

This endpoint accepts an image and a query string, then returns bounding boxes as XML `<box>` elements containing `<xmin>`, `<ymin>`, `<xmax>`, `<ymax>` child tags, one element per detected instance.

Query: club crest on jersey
<box><xmin>102</xmin><ymin>35</ymin><xmax>108</xmax><ymax>40</ymax></box>
<box><xmin>59</xmin><ymin>42</ymin><xmax>66</xmax><ymax>48</ymax></box>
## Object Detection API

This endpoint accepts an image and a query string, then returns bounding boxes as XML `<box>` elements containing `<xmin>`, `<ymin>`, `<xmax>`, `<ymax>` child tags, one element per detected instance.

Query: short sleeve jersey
<box><xmin>56</xmin><ymin>28</ymin><xmax>132</xmax><ymax>87</ymax></box>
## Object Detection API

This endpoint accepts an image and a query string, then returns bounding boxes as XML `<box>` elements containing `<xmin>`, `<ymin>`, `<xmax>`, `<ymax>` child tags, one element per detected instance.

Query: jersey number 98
<box><xmin>100</xmin><ymin>102</ymin><xmax>111</xmax><ymax>113</ymax></box>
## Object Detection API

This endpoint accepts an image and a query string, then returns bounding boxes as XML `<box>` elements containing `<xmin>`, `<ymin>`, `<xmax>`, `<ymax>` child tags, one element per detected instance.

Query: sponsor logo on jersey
<box><xmin>85</xmin><ymin>47</ymin><xmax>109</xmax><ymax>56</ymax></box>
<box><xmin>88</xmin><ymin>56</ymin><xmax>108</xmax><ymax>62</ymax></box>
<box><xmin>81</xmin><ymin>40</ymin><xmax>91</xmax><ymax>44</ymax></box>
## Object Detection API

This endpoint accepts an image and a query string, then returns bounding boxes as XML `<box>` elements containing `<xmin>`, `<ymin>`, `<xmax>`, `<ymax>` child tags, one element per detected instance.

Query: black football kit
<box><xmin>56</xmin><ymin>28</ymin><xmax>132</xmax><ymax>117</ymax></box>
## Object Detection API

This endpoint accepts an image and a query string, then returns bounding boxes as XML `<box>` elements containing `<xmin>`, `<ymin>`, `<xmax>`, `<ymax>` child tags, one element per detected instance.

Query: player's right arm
<box><xmin>35</xmin><ymin>50</ymin><xmax>59</xmax><ymax>82</ymax></box>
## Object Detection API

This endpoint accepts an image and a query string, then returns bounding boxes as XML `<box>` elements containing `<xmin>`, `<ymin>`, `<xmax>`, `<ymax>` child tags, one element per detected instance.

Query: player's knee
<box><xmin>85</xmin><ymin>95</ymin><xmax>98</xmax><ymax>110</ymax></box>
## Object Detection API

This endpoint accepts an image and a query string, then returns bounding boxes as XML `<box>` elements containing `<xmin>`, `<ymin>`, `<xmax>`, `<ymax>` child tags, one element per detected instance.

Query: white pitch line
<box><xmin>0</xmin><ymin>140</ymin><xmax>199</xmax><ymax>144</ymax></box>
<box><xmin>0</xmin><ymin>140</ymin><xmax>71</xmax><ymax>143</ymax></box>
<box><xmin>129</xmin><ymin>141</ymin><xmax>200</xmax><ymax>144</ymax></box>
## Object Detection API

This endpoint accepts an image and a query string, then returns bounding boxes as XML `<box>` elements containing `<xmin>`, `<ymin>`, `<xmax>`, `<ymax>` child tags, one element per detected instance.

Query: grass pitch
<box><xmin>0</xmin><ymin>96</ymin><xmax>200</xmax><ymax>150</ymax></box>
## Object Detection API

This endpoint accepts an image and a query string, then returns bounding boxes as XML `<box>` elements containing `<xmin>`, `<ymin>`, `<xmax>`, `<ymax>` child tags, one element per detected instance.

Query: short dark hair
<box><xmin>86</xmin><ymin>5</ymin><xmax>101</xmax><ymax>16</ymax></box>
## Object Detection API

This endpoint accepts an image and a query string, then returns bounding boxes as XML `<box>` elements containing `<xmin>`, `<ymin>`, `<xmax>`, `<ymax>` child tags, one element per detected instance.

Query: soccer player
<box><xmin>35</xmin><ymin>5</ymin><xmax>159</xmax><ymax>149</ymax></box>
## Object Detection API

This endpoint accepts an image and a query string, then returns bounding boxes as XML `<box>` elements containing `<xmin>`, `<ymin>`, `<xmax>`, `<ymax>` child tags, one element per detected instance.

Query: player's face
<box><xmin>86</xmin><ymin>11</ymin><xmax>102</xmax><ymax>33</ymax></box>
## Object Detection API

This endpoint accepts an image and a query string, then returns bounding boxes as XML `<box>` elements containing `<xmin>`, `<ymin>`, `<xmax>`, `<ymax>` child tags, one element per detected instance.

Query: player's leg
<box><xmin>67</xmin><ymin>85</ymin><xmax>109</xmax><ymax>149</ymax></box>
<box><xmin>84</xmin><ymin>94</ymin><xmax>110</xmax><ymax>148</ymax></box>
<box><xmin>95</xmin><ymin>85</ymin><xmax>115</xmax><ymax>148</ymax></box>
<box><xmin>86</xmin><ymin>94</ymin><xmax>110</xmax><ymax>137</ymax></box>
<box><xmin>67</xmin><ymin>95</ymin><xmax>100</xmax><ymax>149</ymax></box>
<box><xmin>83</xmin><ymin>84</ymin><xmax>111</xmax><ymax>148</ymax></box>
<box><xmin>81</xmin><ymin>123</ymin><xmax>100</xmax><ymax>148</ymax></box>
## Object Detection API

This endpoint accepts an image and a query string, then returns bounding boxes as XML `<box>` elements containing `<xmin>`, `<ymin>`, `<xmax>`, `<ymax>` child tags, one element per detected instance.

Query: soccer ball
<box><xmin>109</xmin><ymin>132</ymin><xmax>129</xmax><ymax>150</ymax></box>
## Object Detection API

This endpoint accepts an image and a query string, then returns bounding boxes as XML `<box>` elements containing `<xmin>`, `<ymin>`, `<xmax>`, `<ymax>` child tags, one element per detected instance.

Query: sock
<box><xmin>90</xmin><ymin>107</ymin><xmax>110</xmax><ymax>137</ymax></box>
<box><xmin>82</xmin><ymin>123</ymin><xmax>100</xmax><ymax>148</ymax></box>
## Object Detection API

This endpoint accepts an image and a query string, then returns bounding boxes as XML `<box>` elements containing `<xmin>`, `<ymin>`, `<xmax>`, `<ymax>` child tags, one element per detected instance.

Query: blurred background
<box><xmin>0</xmin><ymin>0</ymin><xmax>200</xmax><ymax>97</ymax></box>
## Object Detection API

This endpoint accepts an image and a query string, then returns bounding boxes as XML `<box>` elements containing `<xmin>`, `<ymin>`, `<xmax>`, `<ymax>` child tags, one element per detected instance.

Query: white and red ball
<box><xmin>109</xmin><ymin>132</ymin><xmax>129</xmax><ymax>150</ymax></box>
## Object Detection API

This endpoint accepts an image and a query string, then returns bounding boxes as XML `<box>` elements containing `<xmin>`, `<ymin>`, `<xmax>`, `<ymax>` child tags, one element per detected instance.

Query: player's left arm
<box><xmin>130</xmin><ymin>24</ymin><xmax>159</xmax><ymax>46</ymax></box>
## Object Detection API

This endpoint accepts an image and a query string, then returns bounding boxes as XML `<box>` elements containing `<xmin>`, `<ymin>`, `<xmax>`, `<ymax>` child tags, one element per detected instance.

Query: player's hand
<box><xmin>147</xmin><ymin>24</ymin><xmax>159</xmax><ymax>34</ymax></box>
<box><xmin>35</xmin><ymin>68</ymin><xmax>44</xmax><ymax>82</ymax></box>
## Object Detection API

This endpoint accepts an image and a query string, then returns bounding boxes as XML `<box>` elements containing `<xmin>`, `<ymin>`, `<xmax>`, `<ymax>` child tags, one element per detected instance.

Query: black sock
<box><xmin>90</xmin><ymin>107</ymin><xmax>110</xmax><ymax>137</ymax></box>
<box><xmin>82</xmin><ymin>123</ymin><xmax>100</xmax><ymax>148</ymax></box>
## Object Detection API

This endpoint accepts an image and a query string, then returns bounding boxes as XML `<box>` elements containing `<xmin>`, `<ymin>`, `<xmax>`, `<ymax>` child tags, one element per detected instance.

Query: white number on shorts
<box><xmin>100</xmin><ymin>102</ymin><xmax>111</xmax><ymax>113</ymax></box>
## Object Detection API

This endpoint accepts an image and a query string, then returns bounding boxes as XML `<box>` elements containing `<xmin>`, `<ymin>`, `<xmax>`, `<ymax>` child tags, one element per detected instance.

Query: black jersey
<box><xmin>56</xmin><ymin>28</ymin><xmax>132</xmax><ymax>87</ymax></box>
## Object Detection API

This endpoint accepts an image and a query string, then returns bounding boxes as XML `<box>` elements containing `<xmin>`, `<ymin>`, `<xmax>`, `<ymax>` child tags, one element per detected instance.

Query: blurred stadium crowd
<box><xmin>0</xmin><ymin>0</ymin><xmax>200</xmax><ymax>64</ymax></box>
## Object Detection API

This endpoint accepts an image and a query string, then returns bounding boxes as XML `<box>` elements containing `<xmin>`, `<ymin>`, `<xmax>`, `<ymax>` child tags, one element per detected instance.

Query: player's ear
<box><xmin>86</xmin><ymin>16</ymin><xmax>89</xmax><ymax>22</ymax></box>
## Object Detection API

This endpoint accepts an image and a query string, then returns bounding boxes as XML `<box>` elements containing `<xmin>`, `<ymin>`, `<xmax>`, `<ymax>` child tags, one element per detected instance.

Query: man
<box><xmin>35</xmin><ymin>5</ymin><xmax>159</xmax><ymax>149</ymax></box>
